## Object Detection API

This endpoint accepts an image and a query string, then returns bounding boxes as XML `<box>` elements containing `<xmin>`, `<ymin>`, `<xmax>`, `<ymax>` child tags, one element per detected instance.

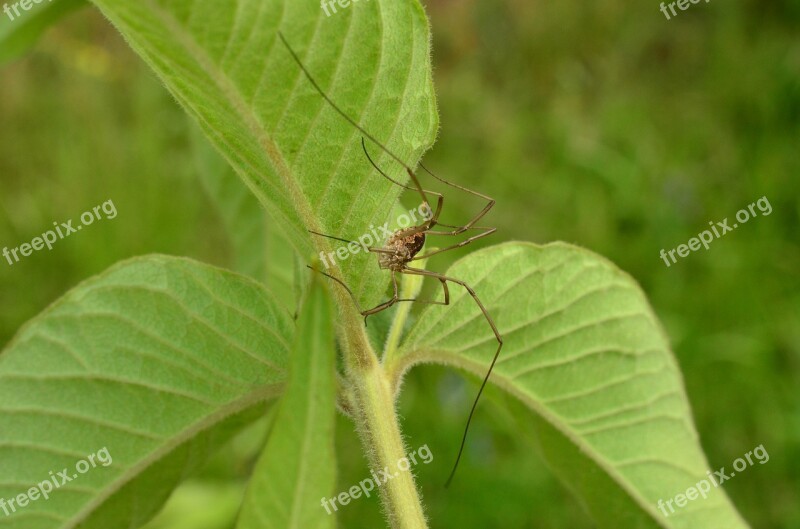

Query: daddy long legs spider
<box><xmin>278</xmin><ymin>32</ymin><xmax>503</xmax><ymax>487</ymax></box>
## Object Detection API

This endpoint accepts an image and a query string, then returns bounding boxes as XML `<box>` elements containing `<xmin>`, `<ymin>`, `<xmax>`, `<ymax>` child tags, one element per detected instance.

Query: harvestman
<box><xmin>278</xmin><ymin>33</ymin><xmax>503</xmax><ymax>486</ymax></box>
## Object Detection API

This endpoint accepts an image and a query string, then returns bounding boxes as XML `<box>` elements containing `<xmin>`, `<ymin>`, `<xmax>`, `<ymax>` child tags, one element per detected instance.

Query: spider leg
<box><xmin>361</xmin><ymin>271</ymin><xmax>399</xmax><ymax>323</ymax></box>
<box><xmin>361</xmin><ymin>138</ymin><xmax>443</xmax><ymax>228</ymax></box>
<box><xmin>277</xmin><ymin>33</ymin><xmax>439</xmax><ymax>224</ymax></box>
<box><xmin>403</xmin><ymin>267</ymin><xmax>502</xmax><ymax>487</ymax></box>
<box><xmin>307</xmin><ymin>266</ymin><xmax>399</xmax><ymax>326</ymax></box>
<box><xmin>412</xmin><ymin>227</ymin><xmax>497</xmax><ymax>260</ymax></box>
<box><xmin>308</xmin><ymin>230</ymin><xmax>394</xmax><ymax>255</ymax></box>
<box><xmin>395</xmin><ymin>271</ymin><xmax>450</xmax><ymax>306</ymax></box>
<box><xmin>362</xmin><ymin>139</ymin><xmax>494</xmax><ymax>234</ymax></box>
<box><xmin>278</xmin><ymin>31</ymin><xmax>491</xmax><ymax>234</ymax></box>
<box><xmin>308</xmin><ymin>230</ymin><xmax>358</xmax><ymax>246</ymax></box>
<box><xmin>306</xmin><ymin>266</ymin><xmax>367</xmax><ymax>314</ymax></box>
<box><xmin>418</xmin><ymin>162</ymin><xmax>496</xmax><ymax>233</ymax></box>
<box><xmin>431</xmin><ymin>223</ymin><xmax>492</xmax><ymax>231</ymax></box>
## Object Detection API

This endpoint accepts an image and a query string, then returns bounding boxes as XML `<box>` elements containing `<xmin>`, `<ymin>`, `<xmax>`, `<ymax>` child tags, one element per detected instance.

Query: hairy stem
<box><xmin>344</xmin><ymin>322</ymin><xmax>428</xmax><ymax>528</ymax></box>
<box><xmin>383</xmin><ymin>255</ymin><xmax>430</xmax><ymax>366</ymax></box>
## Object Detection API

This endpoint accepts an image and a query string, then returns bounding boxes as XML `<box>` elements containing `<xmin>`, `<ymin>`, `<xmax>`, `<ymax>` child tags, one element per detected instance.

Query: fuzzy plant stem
<box><xmin>343</xmin><ymin>320</ymin><xmax>428</xmax><ymax>529</ymax></box>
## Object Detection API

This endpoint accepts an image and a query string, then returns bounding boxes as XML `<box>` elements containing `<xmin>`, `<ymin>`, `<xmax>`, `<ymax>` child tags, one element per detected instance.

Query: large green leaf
<box><xmin>0</xmin><ymin>256</ymin><xmax>292</xmax><ymax>529</ymax></box>
<box><xmin>88</xmin><ymin>0</ymin><xmax>438</xmax><ymax>307</ymax></box>
<box><xmin>0</xmin><ymin>0</ymin><xmax>87</xmax><ymax>64</ymax></box>
<box><xmin>237</xmin><ymin>275</ymin><xmax>336</xmax><ymax>529</ymax></box>
<box><xmin>392</xmin><ymin>242</ymin><xmax>749</xmax><ymax>529</ymax></box>
<box><xmin>190</xmin><ymin>120</ymin><xmax>297</xmax><ymax>308</ymax></box>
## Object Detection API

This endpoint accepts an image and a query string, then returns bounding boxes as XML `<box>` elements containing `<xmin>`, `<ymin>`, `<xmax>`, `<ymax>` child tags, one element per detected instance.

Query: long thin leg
<box><xmin>433</xmin><ymin>222</ymin><xmax>492</xmax><ymax>230</ymax></box>
<box><xmin>362</xmin><ymin>135</ymin><xmax>493</xmax><ymax>233</ymax></box>
<box><xmin>412</xmin><ymin>227</ymin><xmax>497</xmax><ymax>260</ymax></box>
<box><xmin>396</xmin><ymin>295</ymin><xmax>448</xmax><ymax>307</ymax></box>
<box><xmin>277</xmin><ymin>32</ymin><xmax>431</xmax><ymax>211</ymax></box>
<box><xmin>361</xmin><ymin>138</ymin><xmax>443</xmax><ymax>228</ymax></box>
<box><xmin>306</xmin><ymin>266</ymin><xmax>367</xmax><ymax>313</ymax></box>
<box><xmin>363</xmin><ymin>140</ymin><xmax>497</xmax><ymax>235</ymax></box>
<box><xmin>396</xmin><ymin>274</ymin><xmax>450</xmax><ymax>307</ymax></box>
<box><xmin>278</xmin><ymin>33</ymin><xmax>495</xmax><ymax>237</ymax></box>
<box><xmin>363</xmin><ymin>271</ymin><xmax>399</xmax><ymax>318</ymax></box>
<box><xmin>308</xmin><ymin>266</ymin><xmax>399</xmax><ymax>325</ymax></box>
<box><xmin>403</xmin><ymin>267</ymin><xmax>503</xmax><ymax>487</ymax></box>
<box><xmin>308</xmin><ymin>229</ymin><xmax>393</xmax><ymax>255</ymax></box>
<box><xmin>308</xmin><ymin>229</ymin><xmax>356</xmax><ymax>246</ymax></box>
<box><xmin>418</xmin><ymin>162</ymin><xmax>495</xmax><ymax>233</ymax></box>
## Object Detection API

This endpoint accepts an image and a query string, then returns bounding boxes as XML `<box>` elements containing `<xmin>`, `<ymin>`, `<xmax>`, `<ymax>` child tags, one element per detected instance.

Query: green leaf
<box><xmin>88</xmin><ymin>0</ymin><xmax>438</xmax><ymax>307</ymax></box>
<box><xmin>0</xmin><ymin>255</ymin><xmax>293</xmax><ymax>529</ymax></box>
<box><xmin>190</xmin><ymin>120</ymin><xmax>297</xmax><ymax>308</ymax></box>
<box><xmin>141</xmin><ymin>482</ymin><xmax>245</xmax><ymax>529</ymax></box>
<box><xmin>0</xmin><ymin>0</ymin><xmax>87</xmax><ymax>65</ymax></box>
<box><xmin>393</xmin><ymin>242</ymin><xmax>749</xmax><ymax>529</ymax></box>
<box><xmin>237</xmin><ymin>275</ymin><xmax>336</xmax><ymax>529</ymax></box>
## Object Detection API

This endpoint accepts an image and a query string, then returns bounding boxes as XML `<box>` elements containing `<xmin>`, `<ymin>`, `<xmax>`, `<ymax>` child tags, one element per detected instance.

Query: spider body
<box><xmin>379</xmin><ymin>227</ymin><xmax>426</xmax><ymax>271</ymax></box>
<box><xmin>279</xmin><ymin>32</ymin><xmax>501</xmax><ymax>487</ymax></box>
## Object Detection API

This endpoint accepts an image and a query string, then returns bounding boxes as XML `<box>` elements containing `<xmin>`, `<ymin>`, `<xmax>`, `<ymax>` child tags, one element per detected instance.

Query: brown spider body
<box><xmin>279</xmin><ymin>32</ymin><xmax>501</xmax><ymax>487</ymax></box>
<box><xmin>378</xmin><ymin>228</ymin><xmax>427</xmax><ymax>271</ymax></box>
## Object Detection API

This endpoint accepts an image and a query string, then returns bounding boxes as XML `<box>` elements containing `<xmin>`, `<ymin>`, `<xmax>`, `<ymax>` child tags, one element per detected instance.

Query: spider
<box><xmin>279</xmin><ymin>32</ymin><xmax>503</xmax><ymax>487</ymax></box>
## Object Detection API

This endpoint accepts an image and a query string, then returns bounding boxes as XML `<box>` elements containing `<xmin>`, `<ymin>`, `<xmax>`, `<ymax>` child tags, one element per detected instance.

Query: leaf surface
<box><xmin>395</xmin><ymin>242</ymin><xmax>749</xmax><ymax>529</ymax></box>
<box><xmin>0</xmin><ymin>256</ymin><xmax>292</xmax><ymax>529</ymax></box>
<box><xmin>237</xmin><ymin>275</ymin><xmax>336</xmax><ymax>529</ymax></box>
<box><xmin>89</xmin><ymin>0</ymin><xmax>438</xmax><ymax>307</ymax></box>
<box><xmin>191</xmin><ymin>121</ymin><xmax>296</xmax><ymax>308</ymax></box>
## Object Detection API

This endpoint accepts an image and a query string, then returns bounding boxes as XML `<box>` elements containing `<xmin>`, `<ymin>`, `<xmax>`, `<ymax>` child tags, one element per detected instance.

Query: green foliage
<box><xmin>395</xmin><ymin>242</ymin><xmax>747</xmax><ymax>528</ymax></box>
<box><xmin>1</xmin><ymin>0</ymin><xmax>797</xmax><ymax>528</ymax></box>
<box><xmin>237</xmin><ymin>276</ymin><xmax>336</xmax><ymax>529</ymax></box>
<box><xmin>0</xmin><ymin>256</ymin><xmax>291</xmax><ymax>528</ymax></box>
<box><xmin>190</xmin><ymin>122</ymin><xmax>296</xmax><ymax>308</ymax></box>
<box><xmin>88</xmin><ymin>0</ymin><xmax>438</xmax><ymax>308</ymax></box>
<box><xmin>0</xmin><ymin>0</ymin><xmax>86</xmax><ymax>64</ymax></box>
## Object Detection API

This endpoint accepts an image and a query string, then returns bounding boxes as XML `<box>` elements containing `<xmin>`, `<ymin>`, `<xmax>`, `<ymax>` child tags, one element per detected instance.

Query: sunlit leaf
<box><xmin>395</xmin><ymin>242</ymin><xmax>749</xmax><ymax>529</ymax></box>
<box><xmin>190</xmin><ymin>120</ymin><xmax>296</xmax><ymax>308</ymax></box>
<box><xmin>0</xmin><ymin>256</ymin><xmax>292</xmax><ymax>529</ymax></box>
<box><xmin>237</xmin><ymin>275</ymin><xmax>336</xmax><ymax>529</ymax></box>
<box><xmin>88</xmin><ymin>0</ymin><xmax>438</xmax><ymax>307</ymax></box>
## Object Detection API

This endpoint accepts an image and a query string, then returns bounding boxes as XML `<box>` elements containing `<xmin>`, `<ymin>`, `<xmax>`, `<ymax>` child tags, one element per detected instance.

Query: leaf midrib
<box><xmin>140</xmin><ymin>0</ymin><xmax>319</xmax><ymax>238</ymax></box>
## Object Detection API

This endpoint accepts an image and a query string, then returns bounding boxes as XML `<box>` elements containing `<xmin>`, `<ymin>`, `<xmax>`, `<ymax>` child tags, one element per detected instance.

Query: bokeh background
<box><xmin>1</xmin><ymin>0</ymin><xmax>798</xmax><ymax>527</ymax></box>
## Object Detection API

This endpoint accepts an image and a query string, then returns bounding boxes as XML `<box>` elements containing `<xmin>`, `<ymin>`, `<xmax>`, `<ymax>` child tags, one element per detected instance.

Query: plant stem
<box><xmin>383</xmin><ymin>255</ymin><xmax>430</xmax><ymax>366</ymax></box>
<box><xmin>346</xmin><ymin>329</ymin><xmax>428</xmax><ymax>529</ymax></box>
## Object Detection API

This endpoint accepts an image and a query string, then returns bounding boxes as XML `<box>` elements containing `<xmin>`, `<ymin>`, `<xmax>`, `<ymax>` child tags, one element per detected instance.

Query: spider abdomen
<box><xmin>378</xmin><ymin>229</ymin><xmax>426</xmax><ymax>271</ymax></box>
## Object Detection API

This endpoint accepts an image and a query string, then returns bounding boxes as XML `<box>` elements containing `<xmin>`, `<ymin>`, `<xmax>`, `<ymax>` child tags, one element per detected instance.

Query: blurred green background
<box><xmin>1</xmin><ymin>0</ymin><xmax>798</xmax><ymax>527</ymax></box>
